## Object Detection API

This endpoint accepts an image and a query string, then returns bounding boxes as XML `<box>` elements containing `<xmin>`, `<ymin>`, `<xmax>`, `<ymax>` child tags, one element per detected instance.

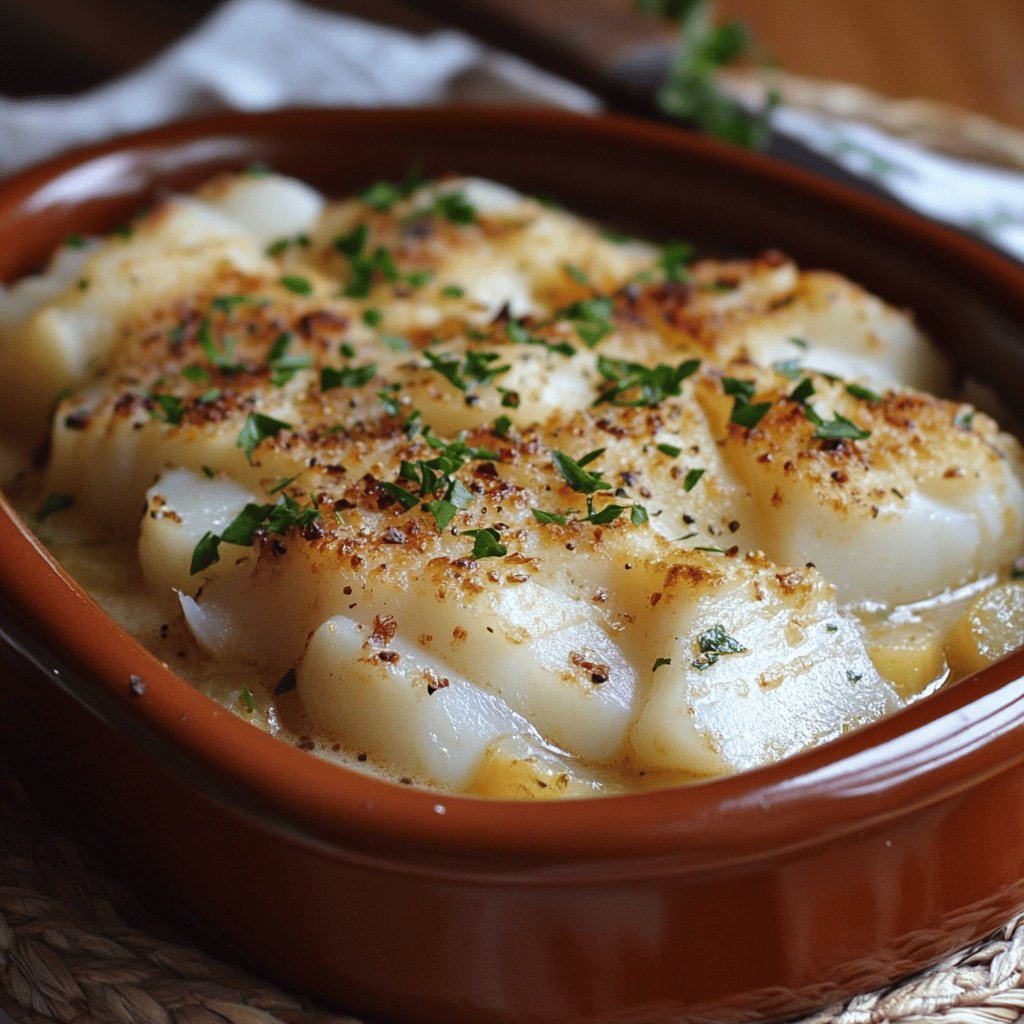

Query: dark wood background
<box><xmin>1</xmin><ymin>0</ymin><xmax>1022</xmax><ymax>130</ymax></box>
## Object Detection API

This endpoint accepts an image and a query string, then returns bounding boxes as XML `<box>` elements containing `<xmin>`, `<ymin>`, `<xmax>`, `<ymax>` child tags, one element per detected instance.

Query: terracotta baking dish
<box><xmin>1</xmin><ymin>107</ymin><xmax>1023</xmax><ymax>1024</ymax></box>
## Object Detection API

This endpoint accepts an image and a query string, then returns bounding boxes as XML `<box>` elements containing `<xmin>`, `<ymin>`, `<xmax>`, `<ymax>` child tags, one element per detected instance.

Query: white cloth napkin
<box><xmin>1</xmin><ymin>0</ymin><xmax>1022</xmax><ymax>261</ymax></box>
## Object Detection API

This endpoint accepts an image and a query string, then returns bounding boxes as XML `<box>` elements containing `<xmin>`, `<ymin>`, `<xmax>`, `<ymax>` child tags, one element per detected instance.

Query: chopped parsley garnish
<box><xmin>552</xmin><ymin>448</ymin><xmax>611</xmax><ymax>495</ymax></box>
<box><xmin>723</xmin><ymin>376</ymin><xmax>772</xmax><ymax>429</ymax></box>
<box><xmin>334</xmin><ymin>223</ymin><xmax>368</xmax><ymax>257</ymax></box>
<box><xmin>265</xmin><ymin>234</ymin><xmax>309</xmax><ymax>257</ymax></box>
<box><xmin>77</xmin><ymin>279</ymin><xmax>90</xmax><ymax>291</ymax></box>
<box><xmin>236</xmin><ymin>411</ymin><xmax>292</xmax><ymax>463</ymax></box>
<box><xmin>441</xmin><ymin>284</ymin><xmax>466</xmax><ymax>299</ymax></box>
<box><xmin>630</xmin><ymin>504</ymin><xmax>650</xmax><ymax>525</ymax></box>
<box><xmin>461</xmin><ymin>527</ymin><xmax>506</xmax><ymax>559</ymax></box>
<box><xmin>424</xmin><ymin>499</ymin><xmax>458</xmax><ymax>531</ymax></box>
<box><xmin>320</xmin><ymin>362</ymin><xmax>378</xmax><ymax>392</ymax></box>
<box><xmin>268</xmin><ymin>332</ymin><xmax>313</xmax><ymax>387</ymax></box>
<box><xmin>595</xmin><ymin>355</ymin><xmax>700</xmax><ymax>407</ymax></box>
<box><xmin>378</xmin><ymin>383</ymin><xmax>401</xmax><ymax>416</ymax></box>
<box><xmin>381</xmin><ymin>333</ymin><xmax>411</xmax><ymax>351</ymax></box>
<box><xmin>498</xmin><ymin>387</ymin><xmax>520</xmax><ymax>408</ymax></box>
<box><xmin>190</xmin><ymin>494</ymin><xmax>320</xmax><ymax>574</ymax></box>
<box><xmin>181</xmin><ymin>364</ymin><xmax>210</xmax><ymax>383</ymax></box>
<box><xmin>691</xmin><ymin>623</ymin><xmax>747</xmax><ymax>671</ymax></box>
<box><xmin>788</xmin><ymin>376</ymin><xmax>815</xmax><ymax>404</ymax></box>
<box><xmin>659</xmin><ymin>240</ymin><xmax>695</xmax><ymax>283</ymax></box>
<box><xmin>201</xmin><ymin>465</ymin><xmax>216</xmax><ymax>479</ymax></box>
<box><xmin>240</xmin><ymin>686</ymin><xmax>256</xmax><ymax>713</ymax></box>
<box><xmin>789</xmin><ymin>336</ymin><xmax>809</xmax><ymax>349</ymax></box>
<box><xmin>148</xmin><ymin>393</ymin><xmax>185</xmax><ymax>425</ymax></box>
<box><xmin>211</xmin><ymin>294</ymin><xmax>267</xmax><ymax>315</ymax></box>
<box><xmin>112</xmin><ymin>224</ymin><xmax>134</xmax><ymax>241</ymax></box>
<box><xmin>683</xmin><ymin>467</ymin><xmax>705</xmax><ymax>492</ymax></box>
<box><xmin>64</xmin><ymin>233</ymin><xmax>87</xmax><ymax>249</ymax></box>
<box><xmin>379</xmin><ymin>481</ymin><xmax>421</xmax><ymax>511</ymax></box>
<box><xmin>198</xmin><ymin>320</ymin><xmax>246</xmax><ymax>374</ymax></box>
<box><xmin>954</xmin><ymin>409</ymin><xmax>975</xmax><ymax>431</ymax></box>
<box><xmin>657</xmin><ymin>443</ymin><xmax>682</xmax><ymax>457</ymax></box>
<box><xmin>826</xmin><ymin>623</ymin><xmax>839</xmax><ymax>633</ymax></box>
<box><xmin>846</xmin><ymin>669</ymin><xmax>863</xmax><ymax>683</ymax></box>
<box><xmin>493</xmin><ymin>414</ymin><xmax>513</xmax><ymax>438</ymax></box>
<box><xmin>811</xmin><ymin>413</ymin><xmax>871</xmax><ymax>443</ymax></box>
<box><xmin>424</xmin><ymin>349</ymin><xmax>510</xmax><ymax>392</ymax></box>
<box><xmin>362</xmin><ymin>307</ymin><xmax>383</xmax><ymax>328</ymax></box>
<box><xmin>563</xmin><ymin>263</ymin><xmax>590</xmax><ymax>285</ymax></box>
<box><xmin>506</xmin><ymin>319</ymin><xmax>575</xmax><ymax>358</ymax></box>
<box><xmin>532</xmin><ymin>508</ymin><xmax>569</xmax><ymax>525</ymax></box>
<box><xmin>846</xmin><ymin>382</ymin><xmax>883</xmax><ymax>403</ymax></box>
<box><xmin>423</xmin><ymin>189</ymin><xmax>477</xmax><ymax>225</ymax></box>
<box><xmin>360</xmin><ymin>168</ymin><xmax>422</xmax><ymax>211</ymax></box>
<box><xmin>279</xmin><ymin>274</ymin><xmax>313</xmax><ymax>297</ymax></box>
<box><xmin>405</xmin><ymin>268</ymin><xmax>435</xmax><ymax>289</ymax></box>
<box><xmin>37</xmin><ymin>493</ymin><xmax>74</xmax><ymax>521</ymax></box>
<box><xmin>190</xmin><ymin>532</ymin><xmax>221</xmax><ymax>574</ymax></box>
<box><xmin>556</xmin><ymin>296</ymin><xmax>615</xmax><ymax>348</ymax></box>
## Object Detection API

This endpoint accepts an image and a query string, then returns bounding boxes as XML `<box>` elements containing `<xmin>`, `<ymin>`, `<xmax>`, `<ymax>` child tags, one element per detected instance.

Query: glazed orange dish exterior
<box><xmin>2</xmin><ymin>170</ymin><xmax>1022</xmax><ymax>796</ymax></box>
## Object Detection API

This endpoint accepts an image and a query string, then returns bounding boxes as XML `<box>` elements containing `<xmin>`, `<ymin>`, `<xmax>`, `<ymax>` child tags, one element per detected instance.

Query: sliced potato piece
<box><xmin>946</xmin><ymin>581</ymin><xmax>1024</xmax><ymax>676</ymax></box>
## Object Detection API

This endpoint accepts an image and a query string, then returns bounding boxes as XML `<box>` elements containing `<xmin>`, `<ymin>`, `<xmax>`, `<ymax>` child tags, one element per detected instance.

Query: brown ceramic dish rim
<box><xmin>2</xmin><ymin>105</ymin><xmax>1024</xmax><ymax>873</ymax></box>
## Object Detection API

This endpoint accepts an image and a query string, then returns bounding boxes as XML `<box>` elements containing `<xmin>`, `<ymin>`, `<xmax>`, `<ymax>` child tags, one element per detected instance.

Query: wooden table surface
<box><xmin>0</xmin><ymin>0</ymin><xmax>1021</xmax><ymax>129</ymax></box>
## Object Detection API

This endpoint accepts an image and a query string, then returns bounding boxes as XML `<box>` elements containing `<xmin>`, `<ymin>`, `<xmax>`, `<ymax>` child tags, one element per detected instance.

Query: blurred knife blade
<box><xmin>401</xmin><ymin>0</ymin><xmax>895</xmax><ymax>201</ymax></box>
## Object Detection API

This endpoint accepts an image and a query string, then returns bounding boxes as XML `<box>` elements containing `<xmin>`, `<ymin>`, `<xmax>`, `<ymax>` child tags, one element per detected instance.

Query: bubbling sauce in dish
<box><xmin>2</xmin><ymin>170</ymin><xmax>1023</xmax><ymax>797</ymax></box>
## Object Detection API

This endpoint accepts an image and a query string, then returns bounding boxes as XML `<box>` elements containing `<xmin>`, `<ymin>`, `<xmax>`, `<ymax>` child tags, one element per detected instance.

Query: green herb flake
<box><xmin>563</xmin><ymin>262</ymin><xmax>590</xmax><ymax>285</ymax></box>
<box><xmin>788</xmin><ymin>377</ymin><xmax>816</xmax><ymax>404</ymax></box>
<box><xmin>379</xmin><ymin>481</ymin><xmax>421</xmax><ymax>511</ymax></box>
<box><xmin>334</xmin><ymin>223</ymin><xmax>368</xmax><ymax>258</ymax></box>
<box><xmin>462</xmin><ymin>527</ymin><xmax>507</xmax><ymax>559</ymax></box>
<box><xmin>190</xmin><ymin>531</ymin><xmax>222</xmax><ymax>574</ymax></box>
<box><xmin>236</xmin><ymin>411</ymin><xmax>292</xmax><ymax>463</ymax></box>
<box><xmin>149</xmin><ymin>393</ymin><xmax>185</xmax><ymax>425</ymax></box>
<box><xmin>77</xmin><ymin>278</ymin><xmax>90</xmax><ymax>291</ymax></box>
<box><xmin>657</xmin><ymin>443</ymin><xmax>682</xmax><ymax>457</ymax></box>
<box><xmin>64</xmin><ymin>233</ymin><xmax>87</xmax><ymax>249</ymax></box>
<box><xmin>320</xmin><ymin>362</ymin><xmax>378</xmax><ymax>392</ymax></box>
<box><xmin>493</xmin><ymin>414</ymin><xmax>513</xmax><ymax>438</ymax></box>
<box><xmin>181</xmin><ymin>364</ymin><xmax>210</xmax><ymax>383</ymax></box>
<box><xmin>279</xmin><ymin>274</ymin><xmax>313</xmax><ymax>297</ymax></box>
<box><xmin>659</xmin><ymin>240</ymin><xmax>695</xmax><ymax>283</ymax></box>
<box><xmin>630</xmin><ymin>504</ymin><xmax>649</xmax><ymax>525</ymax></box>
<box><xmin>428</xmin><ymin>190</ymin><xmax>476</xmax><ymax>225</ymax></box>
<box><xmin>424</xmin><ymin>499</ymin><xmax>458</xmax><ymax>531</ymax></box>
<box><xmin>731</xmin><ymin>400</ymin><xmax>772</xmax><ymax>429</ymax></box>
<box><xmin>37</xmin><ymin>493</ymin><xmax>74</xmax><ymax>521</ymax></box>
<box><xmin>552</xmin><ymin>449</ymin><xmax>612</xmax><ymax>495</ymax></box>
<box><xmin>441</xmin><ymin>284</ymin><xmax>466</xmax><ymax>299</ymax></box>
<box><xmin>240</xmin><ymin>686</ymin><xmax>256</xmax><ymax>713</ymax></box>
<box><xmin>691</xmin><ymin>623</ymin><xmax>747</xmax><ymax>671</ymax></box>
<box><xmin>826</xmin><ymin>623</ymin><xmax>839</xmax><ymax>633</ymax></box>
<box><xmin>846</xmin><ymin>669</ymin><xmax>863</xmax><ymax>683</ymax></box>
<box><xmin>683</xmin><ymin>467</ymin><xmax>705</xmax><ymax>492</ymax></box>
<box><xmin>789</xmin><ymin>336</ymin><xmax>809</xmax><ymax>349</ymax></box>
<box><xmin>362</xmin><ymin>307</ymin><xmax>383</xmax><ymax>328</ymax></box>
<box><xmin>812</xmin><ymin>414</ymin><xmax>871</xmax><ymax>443</ymax></box>
<box><xmin>846</xmin><ymin>382</ymin><xmax>883</xmax><ymax>403</ymax></box>
<box><xmin>406</xmin><ymin>268</ymin><xmax>435</xmax><ymax>289</ymax></box>
<box><xmin>532</xmin><ymin>508</ymin><xmax>569</xmax><ymax>525</ymax></box>
<box><xmin>595</xmin><ymin>355</ymin><xmax>700</xmax><ymax>407</ymax></box>
<box><xmin>201</xmin><ymin>465</ymin><xmax>216</xmax><ymax>479</ymax></box>
<box><xmin>954</xmin><ymin>408</ymin><xmax>975</xmax><ymax>431</ymax></box>
<box><xmin>381</xmin><ymin>333</ymin><xmax>411</xmax><ymax>352</ymax></box>
<box><xmin>556</xmin><ymin>296</ymin><xmax>615</xmax><ymax>349</ymax></box>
